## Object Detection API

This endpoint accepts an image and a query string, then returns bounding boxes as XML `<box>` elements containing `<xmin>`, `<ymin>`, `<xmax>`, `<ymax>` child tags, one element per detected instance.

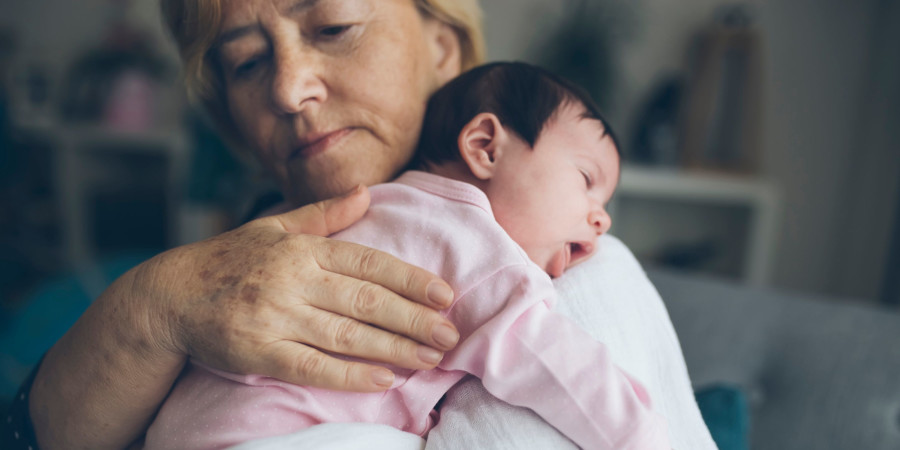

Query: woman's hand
<box><xmin>151</xmin><ymin>184</ymin><xmax>459</xmax><ymax>391</ymax></box>
<box><xmin>30</xmin><ymin>185</ymin><xmax>458</xmax><ymax>449</ymax></box>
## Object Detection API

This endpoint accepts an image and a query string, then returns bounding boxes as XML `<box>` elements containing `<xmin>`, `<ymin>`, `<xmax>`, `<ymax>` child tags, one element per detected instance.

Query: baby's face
<box><xmin>485</xmin><ymin>103</ymin><xmax>620</xmax><ymax>278</ymax></box>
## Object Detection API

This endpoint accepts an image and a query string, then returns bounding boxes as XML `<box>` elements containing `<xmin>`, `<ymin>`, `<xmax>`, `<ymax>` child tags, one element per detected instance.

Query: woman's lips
<box><xmin>291</xmin><ymin>128</ymin><xmax>355</xmax><ymax>160</ymax></box>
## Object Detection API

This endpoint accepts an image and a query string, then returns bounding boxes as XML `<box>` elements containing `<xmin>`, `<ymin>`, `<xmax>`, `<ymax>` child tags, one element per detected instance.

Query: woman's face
<box><xmin>217</xmin><ymin>0</ymin><xmax>461</xmax><ymax>205</ymax></box>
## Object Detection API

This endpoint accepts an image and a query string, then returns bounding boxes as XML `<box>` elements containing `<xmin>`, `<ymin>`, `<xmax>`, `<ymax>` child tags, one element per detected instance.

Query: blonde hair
<box><xmin>160</xmin><ymin>0</ymin><xmax>485</xmax><ymax>148</ymax></box>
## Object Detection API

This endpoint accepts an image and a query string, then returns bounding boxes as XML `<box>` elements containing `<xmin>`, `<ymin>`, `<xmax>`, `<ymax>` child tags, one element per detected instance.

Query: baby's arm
<box><xmin>438</xmin><ymin>264</ymin><xmax>670</xmax><ymax>450</ymax></box>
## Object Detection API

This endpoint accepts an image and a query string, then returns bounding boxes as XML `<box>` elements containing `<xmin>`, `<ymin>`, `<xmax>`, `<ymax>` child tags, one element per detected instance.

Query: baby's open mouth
<box><xmin>567</xmin><ymin>241</ymin><xmax>594</xmax><ymax>267</ymax></box>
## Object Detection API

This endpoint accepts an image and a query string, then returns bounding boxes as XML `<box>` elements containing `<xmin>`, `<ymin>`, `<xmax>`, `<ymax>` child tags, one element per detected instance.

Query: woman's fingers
<box><xmin>291</xmin><ymin>305</ymin><xmax>446</xmax><ymax>369</ymax></box>
<box><xmin>312</xmin><ymin>239</ymin><xmax>460</xmax><ymax>351</ymax></box>
<box><xmin>264</xmin><ymin>187</ymin><xmax>459</xmax><ymax>349</ymax></box>
<box><xmin>315</xmin><ymin>238</ymin><xmax>456</xmax><ymax>309</ymax></box>
<box><xmin>261</xmin><ymin>340</ymin><xmax>397</xmax><ymax>392</ymax></box>
<box><xmin>270</xmin><ymin>185</ymin><xmax>370</xmax><ymax>236</ymax></box>
<box><xmin>262</xmin><ymin>188</ymin><xmax>459</xmax><ymax>354</ymax></box>
<box><xmin>306</xmin><ymin>270</ymin><xmax>458</xmax><ymax>352</ymax></box>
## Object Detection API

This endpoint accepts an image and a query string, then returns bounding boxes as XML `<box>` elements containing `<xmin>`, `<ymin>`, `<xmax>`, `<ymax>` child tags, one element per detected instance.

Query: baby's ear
<box><xmin>458</xmin><ymin>113</ymin><xmax>508</xmax><ymax>180</ymax></box>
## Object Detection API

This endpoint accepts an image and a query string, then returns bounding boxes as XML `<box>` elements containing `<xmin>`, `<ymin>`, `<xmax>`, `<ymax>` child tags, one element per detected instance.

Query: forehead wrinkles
<box><xmin>219</xmin><ymin>0</ymin><xmax>304</xmax><ymax>33</ymax></box>
<box><xmin>218</xmin><ymin>0</ymin><xmax>381</xmax><ymax>48</ymax></box>
<box><xmin>220</xmin><ymin>0</ymin><xmax>264</xmax><ymax>26</ymax></box>
<box><xmin>217</xmin><ymin>0</ymin><xmax>316</xmax><ymax>57</ymax></box>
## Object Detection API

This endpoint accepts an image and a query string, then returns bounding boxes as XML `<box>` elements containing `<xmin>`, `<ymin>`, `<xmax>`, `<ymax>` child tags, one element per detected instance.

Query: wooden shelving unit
<box><xmin>610</xmin><ymin>164</ymin><xmax>781</xmax><ymax>286</ymax></box>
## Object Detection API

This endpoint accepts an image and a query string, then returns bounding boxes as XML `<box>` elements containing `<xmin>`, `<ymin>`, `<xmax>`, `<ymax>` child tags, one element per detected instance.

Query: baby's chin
<box><xmin>541</xmin><ymin>242</ymin><xmax>597</xmax><ymax>278</ymax></box>
<box><xmin>543</xmin><ymin>249</ymin><xmax>569</xmax><ymax>279</ymax></box>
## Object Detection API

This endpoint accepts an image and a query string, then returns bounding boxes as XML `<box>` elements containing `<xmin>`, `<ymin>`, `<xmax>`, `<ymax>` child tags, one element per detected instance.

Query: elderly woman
<box><xmin>4</xmin><ymin>1</ymin><xmax>714</xmax><ymax>449</ymax></box>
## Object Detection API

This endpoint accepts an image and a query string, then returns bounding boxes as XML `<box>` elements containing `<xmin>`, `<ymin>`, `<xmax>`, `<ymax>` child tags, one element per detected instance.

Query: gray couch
<box><xmin>649</xmin><ymin>268</ymin><xmax>900</xmax><ymax>450</ymax></box>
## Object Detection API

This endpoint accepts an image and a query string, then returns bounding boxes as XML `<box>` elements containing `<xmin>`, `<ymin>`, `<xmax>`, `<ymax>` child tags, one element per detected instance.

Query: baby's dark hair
<box><xmin>410</xmin><ymin>61</ymin><xmax>620</xmax><ymax>170</ymax></box>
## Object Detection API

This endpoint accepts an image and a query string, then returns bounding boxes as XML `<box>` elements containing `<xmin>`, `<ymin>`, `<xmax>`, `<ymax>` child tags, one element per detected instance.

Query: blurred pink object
<box><xmin>103</xmin><ymin>69</ymin><xmax>156</xmax><ymax>132</ymax></box>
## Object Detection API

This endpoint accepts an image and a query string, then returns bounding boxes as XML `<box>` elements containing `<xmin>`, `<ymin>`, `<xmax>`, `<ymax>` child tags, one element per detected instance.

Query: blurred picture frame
<box><xmin>680</xmin><ymin>12</ymin><xmax>764</xmax><ymax>174</ymax></box>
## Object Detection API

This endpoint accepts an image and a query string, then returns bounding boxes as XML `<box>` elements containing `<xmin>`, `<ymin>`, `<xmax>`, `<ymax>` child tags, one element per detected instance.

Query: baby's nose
<box><xmin>588</xmin><ymin>210</ymin><xmax>611</xmax><ymax>234</ymax></box>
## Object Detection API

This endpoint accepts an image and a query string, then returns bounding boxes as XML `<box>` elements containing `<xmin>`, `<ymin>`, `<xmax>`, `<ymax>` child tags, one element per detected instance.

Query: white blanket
<box><xmin>230</xmin><ymin>235</ymin><xmax>717</xmax><ymax>449</ymax></box>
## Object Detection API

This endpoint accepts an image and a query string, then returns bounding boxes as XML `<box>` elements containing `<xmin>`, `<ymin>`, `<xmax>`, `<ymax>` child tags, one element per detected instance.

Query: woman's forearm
<box><xmin>30</xmin><ymin>264</ymin><xmax>186</xmax><ymax>449</ymax></box>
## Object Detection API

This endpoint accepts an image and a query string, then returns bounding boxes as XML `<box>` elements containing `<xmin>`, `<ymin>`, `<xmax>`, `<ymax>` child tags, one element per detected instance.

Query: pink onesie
<box><xmin>145</xmin><ymin>171</ymin><xmax>670</xmax><ymax>449</ymax></box>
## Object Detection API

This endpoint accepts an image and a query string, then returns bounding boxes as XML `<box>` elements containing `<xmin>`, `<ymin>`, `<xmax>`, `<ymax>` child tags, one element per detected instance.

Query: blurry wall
<box><xmin>1</xmin><ymin>0</ymin><xmax>897</xmax><ymax>301</ymax></box>
<box><xmin>0</xmin><ymin>0</ymin><xmax>178</xmax><ymax>76</ymax></box>
<box><xmin>482</xmin><ymin>0</ymin><xmax>900</xmax><ymax>301</ymax></box>
<box><xmin>836</xmin><ymin>0</ymin><xmax>900</xmax><ymax>302</ymax></box>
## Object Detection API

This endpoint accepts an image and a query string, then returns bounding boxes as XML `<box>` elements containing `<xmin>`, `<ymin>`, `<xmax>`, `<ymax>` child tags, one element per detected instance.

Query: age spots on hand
<box><xmin>219</xmin><ymin>275</ymin><xmax>241</xmax><ymax>287</ymax></box>
<box><xmin>239</xmin><ymin>284</ymin><xmax>262</xmax><ymax>305</ymax></box>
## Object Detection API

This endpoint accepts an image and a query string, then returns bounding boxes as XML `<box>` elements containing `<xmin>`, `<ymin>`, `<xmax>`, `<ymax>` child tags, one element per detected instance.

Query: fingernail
<box><xmin>426</xmin><ymin>281</ymin><xmax>454</xmax><ymax>307</ymax></box>
<box><xmin>432</xmin><ymin>323</ymin><xmax>459</xmax><ymax>349</ymax></box>
<box><xmin>371</xmin><ymin>369</ymin><xmax>394</xmax><ymax>388</ymax></box>
<box><xmin>417</xmin><ymin>346</ymin><xmax>443</xmax><ymax>365</ymax></box>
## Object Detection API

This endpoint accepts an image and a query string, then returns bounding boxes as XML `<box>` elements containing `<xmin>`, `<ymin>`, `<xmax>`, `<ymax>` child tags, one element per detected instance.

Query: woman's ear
<box><xmin>423</xmin><ymin>20</ymin><xmax>462</xmax><ymax>86</ymax></box>
<box><xmin>458</xmin><ymin>113</ymin><xmax>507</xmax><ymax>180</ymax></box>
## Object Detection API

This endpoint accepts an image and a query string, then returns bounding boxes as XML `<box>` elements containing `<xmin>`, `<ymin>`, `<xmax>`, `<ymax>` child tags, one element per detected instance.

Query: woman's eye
<box><xmin>316</xmin><ymin>24</ymin><xmax>352</xmax><ymax>39</ymax></box>
<box><xmin>233</xmin><ymin>56</ymin><xmax>266</xmax><ymax>79</ymax></box>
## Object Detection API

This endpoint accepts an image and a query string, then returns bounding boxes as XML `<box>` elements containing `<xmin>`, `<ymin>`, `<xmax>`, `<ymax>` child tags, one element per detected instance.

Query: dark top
<box><xmin>2</xmin><ymin>358</ymin><xmax>41</xmax><ymax>449</ymax></box>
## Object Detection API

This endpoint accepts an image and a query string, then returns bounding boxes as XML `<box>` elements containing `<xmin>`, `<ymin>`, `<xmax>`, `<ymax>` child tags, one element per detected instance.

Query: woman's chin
<box><xmin>282</xmin><ymin>168</ymin><xmax>377</xmax><ymax>206</ymax></box>
<box><xmin>278</xmin><ymin>138</ymin><xmax>414</xmax><ymax>205</ymax></box>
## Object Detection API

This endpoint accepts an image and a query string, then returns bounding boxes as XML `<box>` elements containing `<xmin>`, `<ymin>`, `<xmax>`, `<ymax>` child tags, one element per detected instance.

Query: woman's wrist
<box><xmin>126</xmin><ymin>248</ymin><xmax>193</xmax><ymax>358</ymax></box>
<box><xmin>30</xmin><ymin>253</ymin><xmax>190</xmax><ymax>449</ymax></box>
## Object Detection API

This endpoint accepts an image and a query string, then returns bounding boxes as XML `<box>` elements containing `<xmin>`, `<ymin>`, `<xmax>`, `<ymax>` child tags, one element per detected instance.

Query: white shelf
<box><xmin>611</xmin><ymin>164</ymin><xmax>781</xmax><ymax>286</ymax></box>
<box><xmin>618</xmin><ymin>165</ymin><xmax>779</xmax><ymax>206</ymax></box>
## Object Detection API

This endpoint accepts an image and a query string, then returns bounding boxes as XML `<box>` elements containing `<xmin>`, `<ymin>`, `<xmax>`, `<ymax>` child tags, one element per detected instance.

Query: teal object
<box><xmin>695</xmin><ymin>384</ymin><xmax>750</xmax><ymax>450</ymax></box>
<box><xmin>0</xmin><ymin>252</ymin><xmax>156</xmax><ymax>405</ymax></box>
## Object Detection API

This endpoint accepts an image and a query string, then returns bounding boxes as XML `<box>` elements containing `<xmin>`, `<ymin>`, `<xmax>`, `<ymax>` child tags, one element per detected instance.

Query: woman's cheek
<box><xmin>231</xmin><ymin>91</ymin><xmax>276</xmax><ymax>160</ymax></box>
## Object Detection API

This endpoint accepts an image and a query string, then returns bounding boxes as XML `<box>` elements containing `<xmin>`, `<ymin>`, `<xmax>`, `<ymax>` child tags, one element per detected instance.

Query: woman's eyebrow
<box><xmin>288</xmin><ymin>0</ymin><xmax>322</xmax><ymax>14</ymax></box>
<box><xmin>218</xmin><ymin>25</ymin><xmax>262</xmax><ymax>47</ymax></box>
<box><xmin>218</xmin><ymin>0</ymin><xmax>322</xmax><ymax>47</ymax></box>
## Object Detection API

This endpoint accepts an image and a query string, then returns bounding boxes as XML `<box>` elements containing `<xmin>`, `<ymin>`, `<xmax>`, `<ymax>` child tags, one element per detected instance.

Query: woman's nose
<box><xmin>589</xmin><ymin>209</ymin><xmax>612</xmax><ymax>235</ymax></box>
<box><xmin>269</xmin><ymin>48</ymin><xmax>328</xmax><ymax>115</ymax></box>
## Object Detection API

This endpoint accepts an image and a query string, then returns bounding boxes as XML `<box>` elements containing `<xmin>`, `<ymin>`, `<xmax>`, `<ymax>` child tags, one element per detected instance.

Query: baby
<box><xmin>146</xmin><ymin>62</ymin><xmax>670</xmax><ymax>449</ymax></box>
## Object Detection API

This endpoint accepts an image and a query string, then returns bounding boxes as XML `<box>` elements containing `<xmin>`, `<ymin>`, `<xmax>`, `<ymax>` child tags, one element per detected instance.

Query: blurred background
<box><xmin>0</xmin><ymin>0</ymin><xmax>898</xmax><ymax>445</ymax></box>
<box><xmin>481</xmin><ymin>0</ymin><xmax>899</xmax><ymax>304</ymax></box>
